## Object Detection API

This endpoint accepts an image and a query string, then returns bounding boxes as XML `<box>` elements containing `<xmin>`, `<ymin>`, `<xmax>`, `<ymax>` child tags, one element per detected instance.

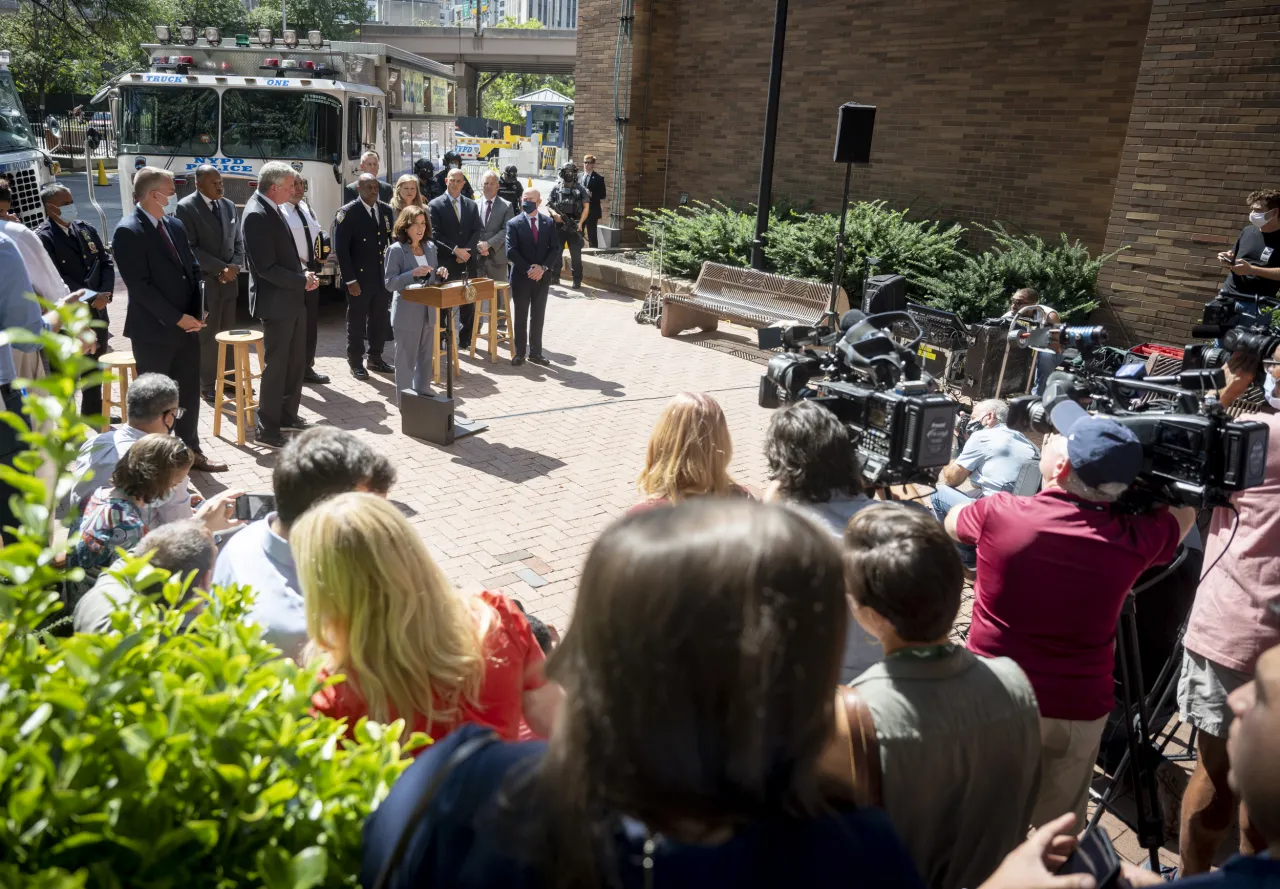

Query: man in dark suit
<box><xmin>36</xmin><ymin>183</ymin><xmax>114</xmax><ymax>416</ymax></box>
<box><xmin>174</xmin><ymin>165</ymin><xmax>244</xmax><ymax>403</ymax></box>
<box><xmin>582</xmin><ymin>154</ymin><xmax>608</xmax><ymax>248</ymax></box>
<box><xmin>333</xmin><ymin>173</ymin><xmax>394</xmax><ymax>381</ymax></box>
<box><xmin>242</xmin><ymin>162</ymin><xmax>319</xmax><ymax>449</ymax></box>
<box><xmin>428</xmin><ymin>167</ymin><xmax>482</xmax><ymax>350</ymax></box>
<box><xmin>112</xmin><ymin>167</ymin><xmax>226</xmax><ymax>472</ymax></box>
<box><xmin>505</xmin><ymin>187</ymin><xmax>560</xmax><ymax>367</ymax></box>
<box><xmin>342</xmin><ymin>150</ymin><xmax>393</xmax><ymax>204</ymax></box>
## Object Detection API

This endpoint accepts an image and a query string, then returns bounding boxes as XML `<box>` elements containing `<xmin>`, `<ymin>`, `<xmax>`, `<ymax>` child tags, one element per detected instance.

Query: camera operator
<box><xmin>944</xmin><ymin>400</ymin><xmax>1196</xmax><ymax>829</ymax></box>
<box><xmin>546</xmin><ymin>162</ymin><xmax>589</xmax><ymax>290</ymax></box>
<box><xmin>999</xmin><ymin>287</ymin><xmax>1063</xmax><ymax>395</ymax></box>
<box><xmin>930</xmin><ymin>398</ymin><xmax>1039</xmax><ymax>569</ymax></box>
<box><xmin>1216</xmin><ymin>190</ymin><xmax>1280</xmax><ymax>318</ymax></box>
<box><xmin>1178</xmin><ymin>347</ymin><xmax>1280</xmax><ymax>874</ymax></box>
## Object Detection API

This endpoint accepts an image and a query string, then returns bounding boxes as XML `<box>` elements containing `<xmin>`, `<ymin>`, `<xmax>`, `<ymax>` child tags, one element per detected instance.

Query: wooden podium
<box><xmin>398</xmin><ymin>278</ymin><xmax>495</xmax><ymax>445</ymax></box>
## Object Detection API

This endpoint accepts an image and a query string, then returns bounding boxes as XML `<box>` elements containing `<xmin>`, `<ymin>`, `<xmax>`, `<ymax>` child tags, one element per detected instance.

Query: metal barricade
<box><xmin>29</xmin><ymin>110</ymin><xmax>117</xmax><ymax>159</ymax></box>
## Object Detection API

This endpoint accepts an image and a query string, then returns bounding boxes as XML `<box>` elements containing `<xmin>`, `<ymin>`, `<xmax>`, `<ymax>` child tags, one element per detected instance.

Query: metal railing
<box><xmin>28</xmin><ymin>111</ymin><xmax>116</xmax><ymax>159</ymax></box>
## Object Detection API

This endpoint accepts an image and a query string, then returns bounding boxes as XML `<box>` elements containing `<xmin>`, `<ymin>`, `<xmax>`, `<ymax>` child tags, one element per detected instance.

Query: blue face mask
<box><xmin>522</xmin><ymin>201</ymin><xmax>537</xmax><ymax>214</ymax></box>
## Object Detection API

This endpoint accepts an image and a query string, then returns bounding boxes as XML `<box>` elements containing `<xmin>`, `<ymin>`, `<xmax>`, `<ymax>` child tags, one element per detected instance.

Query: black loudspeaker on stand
<box><xmin>400</xmin><ymin>303</ymin><xmax>488</xmax><ymax>446</ymax></box>
<box><xmin>828</xmin><ymin>103</ymin><xmax>877</xmax><ymax>320</ymax></box>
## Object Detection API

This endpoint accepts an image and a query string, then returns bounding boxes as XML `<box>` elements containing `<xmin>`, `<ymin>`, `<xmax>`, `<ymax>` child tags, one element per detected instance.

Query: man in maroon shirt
<box><xmin>944</xmin><ymin>402</ymin><xmax>1196</xmax><ymax>828</ymax></box>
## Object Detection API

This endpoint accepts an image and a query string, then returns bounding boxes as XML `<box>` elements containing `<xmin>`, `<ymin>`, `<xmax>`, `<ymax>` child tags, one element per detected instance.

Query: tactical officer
<box><xmin>333</xmin><ymin>173</ymin><xmax>395</xmax><ymax>381</ymax></box>
<box><xmin>497</xmin><ymin>164</ymin><xmax>524</xmax><ymax>207</ymax></box>
<box><xmin>435</xmin><ymin>151</ymin><xmax>474</xmax><ymax>200</ymax></box>
<box><xmin>547</xmin><ymin>162</ymin><xmax>590</xmax><ymax>289</ymax></box>
<box><xmin>35</xmin><ymin>184</ymin><xmax>114</xmax><ymax>416</ymax></box>
<box><xmin>414</xmin><ymin>157</ymin><xmax>443</xmax><ymax>202</ymax></box>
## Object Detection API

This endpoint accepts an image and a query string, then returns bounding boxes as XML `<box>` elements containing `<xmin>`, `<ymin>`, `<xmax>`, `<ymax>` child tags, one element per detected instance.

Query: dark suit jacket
<box><xmin>584</xmin><ymin>170</ymin><xmax>608</xmax><ymax>219</ymax></box>
<box><xmin>506</xmin><ymin>212</ymin><xmax>561</xmax><ymax>280</ymax></box>
<box><xmin>241</xmin><ymin>193</ymin><xmax>306</xmax><ymax>320</ymax></box>
<box><xmin>428</xmin><ymin>193</ymin><xmax>482</xmax><ymax>272</ymax></box>
<box><xmin>174</xmin><ymin>192</ymin><xmax>244</xmax><ymax>279</ymax></box>
<box><xmin>343</xmin><ymin>180</ymin><xmax>393</xmax><ymax>204</ymax></box>
<box><xmin>333</xmin><ymin>199</ymin><xmax>394</xmax><ymax>291</ymax></box>
<box><xmin>36</xmin><ymin>217</ymin><xmax>115</xmax><ymax>344</ymax></box>
<box><xmin>112</xmin><ymin>207</ymin><xmax>201</xmax><ymax>343</ymax></box>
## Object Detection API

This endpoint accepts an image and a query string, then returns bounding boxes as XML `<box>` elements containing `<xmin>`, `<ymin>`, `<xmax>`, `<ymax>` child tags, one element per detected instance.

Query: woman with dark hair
<box><xmin>362</xmin><ymin>500</ymin><xmax>926</xmax><ymax>889</ymax></box>
<box><xmin>763</xmin><ymin>399</ymin><xmax>871</xmax><ymax>537</ymax></box>
<box><xmin>385</xmin><ymin>205</ymin><xmax>448</xmax><ymax>403</ymax></box>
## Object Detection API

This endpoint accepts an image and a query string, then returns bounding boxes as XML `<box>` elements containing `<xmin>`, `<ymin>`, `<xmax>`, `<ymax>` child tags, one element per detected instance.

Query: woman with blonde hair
<box><xmin>297</xmin><ymin>492</ymin><xmax>560</xmax><ymax>746</ymax></box>
<box><xmin>631</xmin><ymin>391</ymin><xmax>748</xmax><ymax>512</ymax></box>
<box><xmin>390</xmin><ymin>174</ymin><xmax>424</xmax><ymax>214</ymax></box>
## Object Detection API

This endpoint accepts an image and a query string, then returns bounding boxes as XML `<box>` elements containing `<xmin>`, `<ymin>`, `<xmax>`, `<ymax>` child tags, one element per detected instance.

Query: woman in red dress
<box><xmin>293</xmin><ymin>492</ymin><xmax>561</xmax><ymax>748</ymax></box>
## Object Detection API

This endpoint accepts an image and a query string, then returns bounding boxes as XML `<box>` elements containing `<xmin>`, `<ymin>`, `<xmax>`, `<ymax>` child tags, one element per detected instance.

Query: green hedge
<box><xmin>633</xmin><ymin>203</ymin><xmax>1121</xmax><ymax>323</ymax></box>
<box><xmin>0</xmin><ymin>304</ymin><xmax>423</xmax><ymax>888</ymax></box>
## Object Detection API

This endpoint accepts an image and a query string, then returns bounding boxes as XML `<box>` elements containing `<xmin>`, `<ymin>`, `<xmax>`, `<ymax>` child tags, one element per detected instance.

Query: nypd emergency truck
<box><xmin>0</xmin><ymin>49</ymin><xmax>58</xmax><ymax>228</ymax></box>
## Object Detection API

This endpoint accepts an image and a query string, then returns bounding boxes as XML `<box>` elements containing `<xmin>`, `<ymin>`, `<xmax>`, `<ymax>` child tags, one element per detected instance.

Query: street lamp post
<box><xmin>751</xmin><ymin>0</ymin><xmax>788</xmax><ymax>270</ymax></box>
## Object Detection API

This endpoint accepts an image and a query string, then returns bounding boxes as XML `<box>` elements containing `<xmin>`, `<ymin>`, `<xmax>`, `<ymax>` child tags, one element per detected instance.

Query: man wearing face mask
<box><xmin>929</xmin><ymin>399</ymin><xmax>1039</xmax><ymax>569</ymax></box>
<box><xmin>1217</xmin><ymin>190</ymin><xmax>1280</xmax><ymax>317</ymax></box>
<box><xmin>504</xmin><ymin>188</ymin><xmax>560</xmax><ymax>367</ymax></box>
<box><xmin>1177</xmin><ymin>346</ymin><xmax>1280</xmax><ymax>874</ymax></box>
<box><xmin>112</xmin><ymin>167</ymin><xmax>225</xmax><ymax>473</ymax></box>
<box><xmin>36</xmin><ymin>184</ymin><xmax>114</xmax><ymax>416</ymax></box>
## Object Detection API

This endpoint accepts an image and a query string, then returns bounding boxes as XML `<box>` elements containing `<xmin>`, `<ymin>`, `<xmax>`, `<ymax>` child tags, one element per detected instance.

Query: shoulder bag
<box><xmin>839</xmin><ymin>686</ymin><xmax>883</xmax><ymax>809</ymax></box>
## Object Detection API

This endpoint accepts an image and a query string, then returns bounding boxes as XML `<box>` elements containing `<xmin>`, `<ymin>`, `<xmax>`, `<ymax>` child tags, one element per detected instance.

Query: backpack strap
<box><xmin>839</xmin><ymin>686</ymin><xmax>882</xmax><ymax>809</ymax></box>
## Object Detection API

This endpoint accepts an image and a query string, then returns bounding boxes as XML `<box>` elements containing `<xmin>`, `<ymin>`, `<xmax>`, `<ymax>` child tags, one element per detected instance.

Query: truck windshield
<box><xmin>221</xmin><ymin>89</ymin><xmax>342</xmax><ymax>162</ymax></box>
<box><xmin>0</xmin><ymin>72</ymin><xmax>36</xmax><ymax>152</ymax></box>
<box><xmin>119</xmin><ymin>86</ymin><xmax>219</xmax><ymax>154</ymax></box>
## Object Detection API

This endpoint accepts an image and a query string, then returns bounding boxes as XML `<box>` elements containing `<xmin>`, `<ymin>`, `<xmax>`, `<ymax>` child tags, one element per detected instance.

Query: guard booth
<box><xmin>514</xmin><ymin>87</ymin><xmax>573</xmax><ymax>161</ymax></box>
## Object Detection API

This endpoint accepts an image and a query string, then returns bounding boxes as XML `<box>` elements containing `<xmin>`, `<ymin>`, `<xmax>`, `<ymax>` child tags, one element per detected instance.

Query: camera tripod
<box><xmin>1087</xmin><ymin>549</ymin><xmax>1194</xmax><ymax>875</ymax></box>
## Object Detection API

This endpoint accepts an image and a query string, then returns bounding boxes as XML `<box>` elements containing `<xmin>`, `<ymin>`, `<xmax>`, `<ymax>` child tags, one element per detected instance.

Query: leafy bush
<box><xmin>0</xmin><ymin>303</ymin><xmax>422</xmax><ymax>888</ymax></box>
<box><xmin>763</xmin><ymin>201</ymin><xmax>966</xmax><ymax>302</ymax></box>
<box><xmin>911</xmin><ymin>223</ymin><xmax>1125</xmax><ymax>323</ymax></box>
<box><xmin>633</xmin><ymin>201</ymin><xmax>758</xmax><ymax>279</ymax></box>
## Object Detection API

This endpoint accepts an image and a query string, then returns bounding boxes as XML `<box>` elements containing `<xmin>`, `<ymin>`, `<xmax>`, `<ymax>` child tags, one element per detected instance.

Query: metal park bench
<box><xmin>660</xmin><ymin>261</ymin><xmax>849</xmax><ymax>338</ymax></box>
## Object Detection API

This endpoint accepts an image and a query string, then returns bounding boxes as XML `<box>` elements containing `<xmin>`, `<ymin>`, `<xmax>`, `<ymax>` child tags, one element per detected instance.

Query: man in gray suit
<box><xmin>474</xmin><ymin>169</ymin><xmax>514</xmax><ymax>339</ymax></box>
<box><xmin>175</xmin><ymin>165</ymin><xmax>244</xmax><ymax>403</ymax></box>
<box><xmin>242</xmin><ymin>162</ymin><xmax>319</xmax><ymax>449</ymax></box>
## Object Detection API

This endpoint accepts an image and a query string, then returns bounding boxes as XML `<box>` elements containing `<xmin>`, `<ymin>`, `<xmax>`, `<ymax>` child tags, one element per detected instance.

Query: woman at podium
<box><xmin>385</xmin><ymin>206</ymin><xmax>449</xmax><ymax>404</ymax></box>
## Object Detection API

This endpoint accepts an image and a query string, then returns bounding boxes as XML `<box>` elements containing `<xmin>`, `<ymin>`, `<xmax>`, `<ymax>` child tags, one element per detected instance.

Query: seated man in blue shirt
<box><xmin>212</xmin><ymin>427</ymin><xmax>395</xmax><ymax>661</ymax></box>
<box><xmin>930</xmin><ymin>398</ymin><xmax>1039</xmax><ymax>568</ymax></box>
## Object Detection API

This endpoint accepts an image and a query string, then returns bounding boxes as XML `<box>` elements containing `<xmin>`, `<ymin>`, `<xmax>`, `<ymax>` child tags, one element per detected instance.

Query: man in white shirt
<box><xmin>279</xmin><ymin>175</ymin><xmax>330</xmax><ymax>385</ymax></box>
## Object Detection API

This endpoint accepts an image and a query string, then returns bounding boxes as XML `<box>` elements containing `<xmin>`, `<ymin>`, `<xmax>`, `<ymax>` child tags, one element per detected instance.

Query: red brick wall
<box><xmin>1096</xmin><ymin>1</ymin><xmax>1280</xmax><ymax>345</ymax></box>
<box><xmin>575</xmin><ymin>0</ymin><xmax>1152</xmax><ymax>254</ymax></box>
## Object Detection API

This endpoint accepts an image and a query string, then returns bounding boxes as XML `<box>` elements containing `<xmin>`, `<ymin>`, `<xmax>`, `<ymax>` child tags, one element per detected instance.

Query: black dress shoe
<box><xmin>201</xmin><ymin>389</ymin><xmax>215</xmax><ymax>404</ymax></box>
<box><xmin>367</xmin><ymin>358</ymin><xmax>393</xmax><ymax>373</ymax></box>
<box><xmin>282</xmin><ymin>418</ymin><xmax>315</xmax><ymax>432</ymax></box>
<box><xmin>351</xmin><ymin>364</ymin><xmax>369</xmax><ymax>381</ymax></box>
<box><xmin>255</xmin><ymin>431</ymin><xmax>285</xmax><ymax>450</ymax></box>
<box><xmin>511</xmin><ymin>355</ymin><xmax>525</xmax><ymax>367</ymax></box>
<box><xmin>303</xmin><ymin>368</ymin><xmax>330</xmax><ymax>384</ymax></box>
<box><xmin>528</xmin><ymin>354</ymin><xmax>551</xmax><ymax>366</ymax></box>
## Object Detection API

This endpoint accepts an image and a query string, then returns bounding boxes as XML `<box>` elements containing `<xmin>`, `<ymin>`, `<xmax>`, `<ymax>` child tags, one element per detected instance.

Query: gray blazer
<box><xmin>384</xmin><ymin>239</ymin><xmax>443</xmax><ymax>294</ymax></box>
<box><xmin>473</xmin><ymin>194</ymin><xmax>514</xmax><ymax>280</ymax></box>
<box><xmin>174</xmin><ymin>192</ymin><xmax>244</xmax><ymax>279</ymax></box>
<box><xmin>242</xmin><ymin>193</ymin><xmax>306</xmax><ymax>320</ymax></box>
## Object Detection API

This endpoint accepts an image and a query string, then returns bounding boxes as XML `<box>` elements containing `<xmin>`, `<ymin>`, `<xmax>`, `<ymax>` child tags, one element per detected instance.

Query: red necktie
<box><xmin>531</xmin><ymin>217</ymin><xmax>538</xmax><ymax>245</ymax></box>
<box><xmin>157</xmin><ymin>218</ymin><xmax>181</xmax><ymax>266</ymax></box>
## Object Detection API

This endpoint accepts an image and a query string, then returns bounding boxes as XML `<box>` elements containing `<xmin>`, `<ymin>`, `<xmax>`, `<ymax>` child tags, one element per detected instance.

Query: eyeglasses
<box><xmin>165</xmin><ymin>407</ymin><xmax>186</xmax><ymax>420</ymax></box>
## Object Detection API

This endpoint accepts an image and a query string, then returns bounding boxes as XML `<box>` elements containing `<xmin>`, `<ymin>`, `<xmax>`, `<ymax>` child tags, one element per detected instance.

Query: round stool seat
<box><xmin>215</xmin><ymin>329</ymin><xmax>264</xmax><ymax>345</ymax></box>
<box><xmin>99</xmin><ymin>351</ymin><xmax>136</xmax><ymax>368</ymax></box>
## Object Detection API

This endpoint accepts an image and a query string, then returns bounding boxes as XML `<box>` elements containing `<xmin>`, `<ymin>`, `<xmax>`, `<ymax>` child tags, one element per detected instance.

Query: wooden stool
<box><xmin>212</xmin><ymin>330</ymin><xmax>265</xmax><ymax>446</ymax></box>
<box><xmin>469</xmin><ymin>281</ymin><xmax>512</xmax><ymax>363</ymax></box>
<box><xmin>431</xmin><ymin>304</ymin><xmax>462</xmax><ymax>385</ymax></box>
<box><xmin>99</xmin><ymin>351</ymin><xmax>136</xmax><ymax>430</ymax></box>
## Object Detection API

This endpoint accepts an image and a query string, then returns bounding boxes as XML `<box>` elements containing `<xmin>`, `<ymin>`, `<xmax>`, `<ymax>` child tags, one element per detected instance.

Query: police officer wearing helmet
<box><xmin>434</xmin><ymin>151</ymin><xmax>474</xmax><ymax>201</ymax></box>
<box><xmin>547</xmin><ymin>162</ymin><xmax>589</xmax><ymax>289</ymax></box>
<box><xmin>497</xmin><ymin>165</ymin><xmax>523</xmax><ymax>207</ymax></box>
<box><xmin>414</xmin><ymin>158</ymin><xmax>443</xmax><ymax>202</ymax></box>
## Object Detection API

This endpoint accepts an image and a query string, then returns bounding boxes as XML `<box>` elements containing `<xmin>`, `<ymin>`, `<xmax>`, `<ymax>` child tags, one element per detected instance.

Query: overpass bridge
<box><xmin>361</xmin><ymin>25</ymin><xmax>576</xmax><ymax>114</ymax></box>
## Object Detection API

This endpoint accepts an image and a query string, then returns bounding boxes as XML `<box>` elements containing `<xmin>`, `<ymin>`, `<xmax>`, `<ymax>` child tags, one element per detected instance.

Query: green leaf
<box><xmin>290</xmin><ymin>845</ymin><xmax>327</xmax><ymax>889</ymax></box>
<box><xmin>260</xmin><ymin>778</ymin><xmax>299</xmax><ymax>806</ymax></box>
<box><xmin>19</xmin><ymin>702</ymin><xmax>52</xmax><ymax>737</ymax></box>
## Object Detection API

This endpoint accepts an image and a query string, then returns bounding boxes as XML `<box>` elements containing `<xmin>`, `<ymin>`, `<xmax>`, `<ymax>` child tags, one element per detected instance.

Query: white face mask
<box><xmin>164</xmin><ymin>193</ymin><xmax>179</xmax><ymax>215</ymax></box>
<box><xmin>1264</xmin><ymin>370</ymin><xmax>1280</xmax><ymax>411</ymax></box>
<box><xmin>1250</xmin><ymin>209</ymin><xmax>1275</xmax><ymax>229</ymax></box>
<box><xmin>58</xmin><ymin>203</ymin><xmax>78</xmax><ymax>224</ymax></box>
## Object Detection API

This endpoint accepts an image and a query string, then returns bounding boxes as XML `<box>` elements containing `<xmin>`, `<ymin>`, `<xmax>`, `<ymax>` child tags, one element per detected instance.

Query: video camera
<box><xmin>757</xmin><ymin>311</ymin><xmax>958</xmax><ymax>487</ymax></box>
<box><xmin>1183</xmin><ymin>294</ymin><xmax>1280</xmax><ymax>371</ymax></box>
<box><xmin>1007</xmin><ymin>366</ymin><xmax>1269</xmax><ymax>510</ymax></box>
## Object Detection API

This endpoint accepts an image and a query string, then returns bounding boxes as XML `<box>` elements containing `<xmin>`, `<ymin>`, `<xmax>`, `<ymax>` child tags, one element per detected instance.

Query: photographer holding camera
<box><xmin>1178</xmin><ymin>347</ymin><xmax>1280</xmax><ymax>875</ymax></box>
<box><xmin>944</xmin><ymin>397</ymin><xmax>1197</xmax><ymax>829</ymax></box>
<box><xmin>546</xmin><ymin>162</ymin><xmax>589</xmax><ymax>290</ymax></box>
<box><xmin>1217</xmin><ymin>190</ymin><xmax>1280</xmax><ymax>317</ymax></box>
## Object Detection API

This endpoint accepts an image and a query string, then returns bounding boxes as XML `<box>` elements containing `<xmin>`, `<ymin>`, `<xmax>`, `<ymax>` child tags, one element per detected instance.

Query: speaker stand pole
<box><xmin>751</xmin><ymin>0</ymin><xmax>788</xmax><ymax>271</ymax></box>
<box><xmin>825</xmin><ymin>160</ymin><xmax>853</xmax><ymax>325</ymax></box>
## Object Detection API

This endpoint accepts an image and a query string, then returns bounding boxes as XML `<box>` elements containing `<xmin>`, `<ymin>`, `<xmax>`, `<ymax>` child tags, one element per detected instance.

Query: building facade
<box><xmin>574</xmin><ymin>0</ymin><xmax>1280</xmax><ymax>345</ymax></box>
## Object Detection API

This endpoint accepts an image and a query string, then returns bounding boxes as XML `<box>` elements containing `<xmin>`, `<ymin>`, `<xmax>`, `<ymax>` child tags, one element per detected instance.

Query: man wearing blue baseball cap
<box><xmin>944</xmin><ymin>390</ymin><xmax>1197</xmax><ymax>831</ymax></box>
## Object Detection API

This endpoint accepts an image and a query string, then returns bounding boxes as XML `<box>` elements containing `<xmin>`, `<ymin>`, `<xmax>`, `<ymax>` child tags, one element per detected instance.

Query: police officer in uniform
<box><xmin>415</xmin><ymin>158</ymin><xmax>443</xmax><ymax>201</ymax></box>
<box><xmin>36</xmin><ymin>184</ymin><xmax>114</xmax><ymax>416</ymax></box>
<box><xmin>497</xmin><ymin>164</ymin><xmax>523</xmax><ymax>207</ymax></box>
<box><xmin>546</xmin><ymin>162</ymin><xmax>590</xmax><ymax>289</ymax></box>
<box><xmin>333</xmin><ymin>173</ymin><xmax>395</xmax><ymax>381</ymax></box>
<box><xmin>435</xmin><ymin>151</ymin><xmax>474</xmax><ymax>200</ymax></box>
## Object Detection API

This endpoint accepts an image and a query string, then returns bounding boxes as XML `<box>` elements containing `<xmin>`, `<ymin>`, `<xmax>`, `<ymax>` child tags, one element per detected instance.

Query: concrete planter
<box><xmin>596</xmin><ymin>225</ymin><xmax>622</xmax><ymax>249</ymax></box>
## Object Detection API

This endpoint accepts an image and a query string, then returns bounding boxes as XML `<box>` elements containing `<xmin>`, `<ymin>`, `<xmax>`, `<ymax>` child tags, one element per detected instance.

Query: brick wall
<box><xmin>1096</xmin><ymin>1</ymin><xmax>1280</xmax><ymax>345</ymax></box>
<box><xmin>575</xmin><ymin>0</ymin><xmax>1152</xmax><ymax>254</ymax></box>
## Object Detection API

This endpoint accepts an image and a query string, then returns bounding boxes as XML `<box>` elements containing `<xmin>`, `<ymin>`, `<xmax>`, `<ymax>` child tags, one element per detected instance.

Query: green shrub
<box><xmin>0</xmin><ymin>302</ymin><xmax>423</xmax><ymax>888</ymax></box>
<box><xmin>633</xmin><ymin>201</ymin><xmax>758</xmax><ymax>278</ymax></box>
<box><xmin>916</xmin><ymin>223</ymin><xmax>1125</xmax><ymax>323</ymax></box>
<box><xmin>764</xmin><ymin>201</ymin><xmax>966</xmax><ymax>302</ymax></box>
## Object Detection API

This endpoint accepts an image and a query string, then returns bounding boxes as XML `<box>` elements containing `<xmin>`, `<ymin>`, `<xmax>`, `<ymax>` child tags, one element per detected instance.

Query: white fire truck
<box><xmin>0</xmin><ymin>50</ymin><xmax>59</xmax><ymax>228</ymax></box>
<box><xmin>95</xmin><ymin>27</ymin><xmax>457</xmax><ymax>283</ymax></box>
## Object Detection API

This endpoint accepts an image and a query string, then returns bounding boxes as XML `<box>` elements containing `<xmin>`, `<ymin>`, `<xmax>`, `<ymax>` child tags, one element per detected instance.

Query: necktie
<box><xmin>531</xmin><ymin>216</ymin><xmax>538</xmax><ymax>245</ymax></box>
<box><xmin>453</xmin><ymin>198</ymin><xmax>461</xmax><ymax>221</ymax></box>
<box><xmin>297</xmin><ymin>204</ymin><xmax>315</xmax><ymax>265</ymax></box>
<box><xmin>484</xmin><ymin>200</ymin><xmax>492</xmax><ymax>225</ymax></box>
<box><xmin>208</xmin><ymin>199</ymin><xmax>223</xmax><ymax>238</ymax></box>
<box><xmin>157</xmin><ymin>217</ymin><xmax>182</xmax><ymax>266</ymax></box>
